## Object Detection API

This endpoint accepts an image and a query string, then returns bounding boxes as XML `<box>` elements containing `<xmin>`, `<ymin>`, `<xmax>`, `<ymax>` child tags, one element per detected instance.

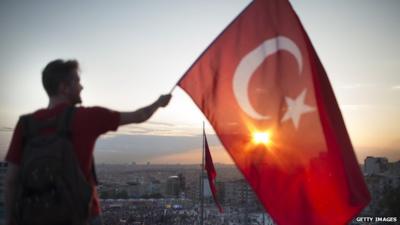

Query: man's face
<box><xmin>65</xmin><ymin>71</ymin><xmax>83</xmax><ymax>105</ymax></box>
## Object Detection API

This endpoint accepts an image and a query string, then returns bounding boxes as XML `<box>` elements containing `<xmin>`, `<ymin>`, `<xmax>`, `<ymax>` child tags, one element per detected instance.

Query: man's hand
<box><xmin>156</xmin><ymin>94</ymin><xmax>172</xmax><ymax>107</ymax></box>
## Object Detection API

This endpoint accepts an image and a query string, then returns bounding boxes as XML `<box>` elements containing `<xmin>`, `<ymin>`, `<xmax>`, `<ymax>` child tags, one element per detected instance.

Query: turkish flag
<box><xmin>204</xmin><ymin>128</ymin><xmax>223</xmax><ymax>213</ymax></box>
<box><xmin>178</xmin><ymin>0</ymin><xmax>370</xmax><ymax>224</ymax></box>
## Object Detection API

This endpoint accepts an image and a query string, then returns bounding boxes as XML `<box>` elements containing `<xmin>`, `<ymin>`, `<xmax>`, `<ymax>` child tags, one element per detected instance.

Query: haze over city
<box><xmin>1</xmin><ymin>0</ymin><xmax>399</xmax><ymax>164</ymax></box>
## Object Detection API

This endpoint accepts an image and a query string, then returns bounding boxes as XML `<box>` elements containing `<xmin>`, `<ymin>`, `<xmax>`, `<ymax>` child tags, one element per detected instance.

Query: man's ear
<box><xmin>58</xmin><ymin>82</ymin><xmax>70</xmax><ymax>95</ymax></box>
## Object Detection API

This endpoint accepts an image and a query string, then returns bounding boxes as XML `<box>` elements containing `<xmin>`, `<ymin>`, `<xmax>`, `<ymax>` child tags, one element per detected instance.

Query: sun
<box><xmin>252</xmin><ymin>131</ymin><xmax>271</xmax><ymax>145</ymax></box>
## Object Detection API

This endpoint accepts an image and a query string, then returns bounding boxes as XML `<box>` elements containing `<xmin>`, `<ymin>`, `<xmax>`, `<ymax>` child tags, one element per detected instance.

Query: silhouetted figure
<box><xmin>4</xmin><ymin>59</ymin><xmax>171</xmax><ymax>225</ymax></box>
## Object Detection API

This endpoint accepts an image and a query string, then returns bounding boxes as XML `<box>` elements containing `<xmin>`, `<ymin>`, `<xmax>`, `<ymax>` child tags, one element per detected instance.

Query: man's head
<box><xmin>42</xmin><ymin>59</ymin><xmax>83</xmax><ymax>105</ymax></box>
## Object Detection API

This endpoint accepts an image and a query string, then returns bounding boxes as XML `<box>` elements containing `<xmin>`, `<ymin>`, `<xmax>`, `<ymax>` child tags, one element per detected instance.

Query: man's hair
<box><xmin>42</xmin><ymin>59</ymin><xmax>79</xmax><ymax>97</ymax></box>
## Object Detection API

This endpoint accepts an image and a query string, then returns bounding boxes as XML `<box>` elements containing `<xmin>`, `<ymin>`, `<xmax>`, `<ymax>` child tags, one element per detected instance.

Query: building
<box><xmin>0</xmin><ymin>161</ymin><xmax>8</xmax><ymax>225</ymax></box>
<box><xmin>387</xmin><ymin>160</ymin><xmax>400</xmax><ymax>176</ymax></box>
<box><xmin>166</xmin><ymin>175</ymin><xmax>185</xmax><ymax>198</ymax></box>
<box><xmin>364</xmin><ymin>156</ymin><xmax>389</xmax><ymax>175</ymax></box>
<box><xmin>362</xmin><ymin>157</ymin><xmax>400</xmax><ymax>215</ymax></box>
<box><xmin>185</xmin><ymin>173</ymin><xmax>201</xmax><ymax>201</ymax></box>
<box><xmin>220</xmin><ymin>179</ymin><xmax>259</xmax><ymax>208</ymax></box>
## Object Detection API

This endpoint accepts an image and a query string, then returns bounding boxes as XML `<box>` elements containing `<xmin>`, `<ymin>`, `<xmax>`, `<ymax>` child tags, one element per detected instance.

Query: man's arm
<box><xmin>119</xmin><ymin>94</ymin><xmax>171</xmax><ymax>126</ymax></box>
<box><xmin>4</xmin><ymin>162</ymin><xmax>19</xmax><ymax>225</ymax></box>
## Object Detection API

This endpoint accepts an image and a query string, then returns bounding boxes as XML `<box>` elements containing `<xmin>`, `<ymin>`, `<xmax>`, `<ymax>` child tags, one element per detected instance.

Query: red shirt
<box><xmin>5</xmin><ymin>103</ymin><xmax>120</xmax><ymax>216</ymax></box>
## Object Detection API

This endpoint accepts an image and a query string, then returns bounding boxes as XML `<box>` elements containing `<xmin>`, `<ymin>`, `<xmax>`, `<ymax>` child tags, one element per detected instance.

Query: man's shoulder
<box><xmin>17</xmin><ymin>107</ymin><xmax>50</xmax><ymax>123</ymax></box>
<box><xmin>26</xmin><ymin>107</ymin><xmax>47</xmax><ymax>116</ymax></box>
<box><xmin>75</xmin><ymin>106</ymin><xmax>114</xmax><ymax>115</ymax></box>
<box><xmin>73</xmin><ymin>106</ymin><xmax>119</xmax><ymax>123</ymax></box>
<box><xmin>28</xmin><ymin>103</ymin><xmax>69</xmax><ymax>119</ymax></box>
<box><xmin>25</xmin><ymin>105</ymin><xmax>112</xmax><ymax>117</ymax></box>
<box><xmin>20</xmin><ymin>105</ymin><xmax>118</xmax><ymax>125</ymax></box>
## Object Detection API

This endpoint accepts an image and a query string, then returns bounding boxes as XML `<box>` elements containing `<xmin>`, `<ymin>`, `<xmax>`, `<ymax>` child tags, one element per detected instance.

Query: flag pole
<box><xmin>169</xmin><ymin>84</ymin><xmax>177</xmax><ymax>94</ymax></box>
<box><xmin>262</xmin><ymin>211</ymin><xmax>265</xmax><ymax>225</ymax></box>
<box><xmin>244</xmin><ymin>183</ymin><xmax>249</xmax><ymax>225</ymax></box>
<box><xmin>200</xmin><ymin>121</ymin><xmax>205</xmax><ymax>225</ymax></box>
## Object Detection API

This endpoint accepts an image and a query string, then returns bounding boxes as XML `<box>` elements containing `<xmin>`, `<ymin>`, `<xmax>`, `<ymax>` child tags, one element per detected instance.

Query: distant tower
<box><xmin>0</xmin><ymin>161</ymin><xmax>8</xmax><ymax>225</ymax></box>
<box><xmin>166</xmin><ymin>176</ymin><xmax>181</xmax><ymax>198</ymax></box>
<box><xmin>178</xmin><ymin>173</ymin><xmax>186</xmax><ymax>192</ymax></box>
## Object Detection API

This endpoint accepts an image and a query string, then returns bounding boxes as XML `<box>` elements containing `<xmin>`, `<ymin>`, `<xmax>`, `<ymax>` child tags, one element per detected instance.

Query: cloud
<box><xmin>0</xmin><ymin>127</ymin><xmax>13</xmax><ymax>132</ymax></box>
<box><xmin>146</xmin><ymin>121</ymin><xmax>175</xmax><ymax>126</ymax></box>
<box><xmin>150</xmin><ymin>145</ymin><xmax>233</xmax><ymax>164</ymax></box>
<box><xmin>110</xmin><ymin>123</ymin><xmax>201</xmax><ymax>137</ymax></box>
<box><xmin>338</xmin><ymin>84</ymin><xmax>376</xmax><ymax>89</ymax></box>
<box><xmin>340</xmin><ymin>104</ymin><xmax>374</xmax><ymax>110</ymax></box>
<box><xmin>391</xmin><ymin>85</ymin><xmax>400</xmax><ymax>90</ymax></box>
<box><xmin>338</xmin><ymin>84</ymin><xmax>400</xmax><ymax>92</ymax></box>
<box><xmin>94</xmin><ymin>134</ymin><xmax>221</xmax><ymax>164</ymax></box>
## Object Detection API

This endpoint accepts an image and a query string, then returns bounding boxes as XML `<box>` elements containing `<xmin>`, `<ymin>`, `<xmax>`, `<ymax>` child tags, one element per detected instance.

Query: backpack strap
<box><xmin>19</xmin><ymin>115</ymin><xmax>32</xmax><ymax>148</ymax></box>
<box><xmin>56</xmin><ymin>106</ymin><xmax>99</xmax><ymax>185</ymax></box>
<box><xmin>57</xmin><ymin>106</ymin><xmax>75</xmax><ymax>137</ymax></box>
<box><xmin>21</xmin><ymin>108</ymin><xmax>69</xmax><ymax>140</ymax></box>
<box><xmin>20</xmin><ymin>114</ymin><xmax>51</xmax><ymax>140</ymax></box>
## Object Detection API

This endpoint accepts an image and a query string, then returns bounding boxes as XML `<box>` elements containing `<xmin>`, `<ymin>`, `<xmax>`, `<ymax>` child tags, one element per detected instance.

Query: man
<box><xmin>4</xmin><ymin>59</ymin><xmax>172</xmax><ymax>225</ymax></box>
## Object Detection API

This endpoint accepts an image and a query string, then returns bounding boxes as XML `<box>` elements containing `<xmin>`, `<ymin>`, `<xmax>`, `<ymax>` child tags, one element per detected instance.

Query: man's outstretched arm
<box><xmin>119</xmin><ymin>94</ymin><xmax>172</xmax><ymax>126</ymax></box>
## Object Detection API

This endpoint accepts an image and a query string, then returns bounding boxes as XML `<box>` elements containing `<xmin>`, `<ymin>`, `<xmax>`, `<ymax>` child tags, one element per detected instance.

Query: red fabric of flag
<box><xmin>178</xmin><ymin>0</ymin><xmax>370</xmax><ymax>224</ymax></box>
<box><xmin>204</xmin><ymin>129</ymin><xmax>223</xmax><ymax>213</ymax></box>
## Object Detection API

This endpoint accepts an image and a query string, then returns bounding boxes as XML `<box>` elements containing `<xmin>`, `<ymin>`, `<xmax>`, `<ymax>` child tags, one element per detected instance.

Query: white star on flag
<box><xmin>281</xmin><ymin>89</ymin><xmax>315</xmax><ymax>129</ymax></box>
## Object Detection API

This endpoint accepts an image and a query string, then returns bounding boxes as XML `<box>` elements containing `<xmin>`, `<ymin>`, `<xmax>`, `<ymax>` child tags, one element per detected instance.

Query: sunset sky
<box><xmin>1</xmin><ymin>0</ymin><xmax>399</xmax><ymax>164</ymax></box>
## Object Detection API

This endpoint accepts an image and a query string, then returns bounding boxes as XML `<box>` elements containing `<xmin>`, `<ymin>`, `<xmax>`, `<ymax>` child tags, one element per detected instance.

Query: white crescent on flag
<box><xmin>232</xmin><ymin>36</ymin><xmax>303</xmax><ymax>120</ymax></box>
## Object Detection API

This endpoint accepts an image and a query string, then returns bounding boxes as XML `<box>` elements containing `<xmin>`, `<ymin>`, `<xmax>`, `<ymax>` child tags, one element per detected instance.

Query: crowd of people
<box><xmin>100</xmin><ymin>200</ymin><xmax>272</xmax><ymax>225</ymax></box>
<box><xmin>101</xmin><ymin>202</ymin><xmax>197</xmax><ymax>225</ymax></box>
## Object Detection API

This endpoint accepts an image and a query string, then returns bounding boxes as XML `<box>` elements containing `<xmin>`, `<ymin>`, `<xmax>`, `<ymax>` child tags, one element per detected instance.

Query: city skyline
<box><xmin>1</xmin><ymin>1</ymin><xmax>399</xmax><ymax>164</ymax></box>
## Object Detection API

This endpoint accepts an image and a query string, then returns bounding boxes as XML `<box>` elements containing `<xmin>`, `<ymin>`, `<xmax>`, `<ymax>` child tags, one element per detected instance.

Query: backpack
<box><xmin>14</xmin><ymin>107</ymin><xmax>93</xmax><ymax>225</ymax></box>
